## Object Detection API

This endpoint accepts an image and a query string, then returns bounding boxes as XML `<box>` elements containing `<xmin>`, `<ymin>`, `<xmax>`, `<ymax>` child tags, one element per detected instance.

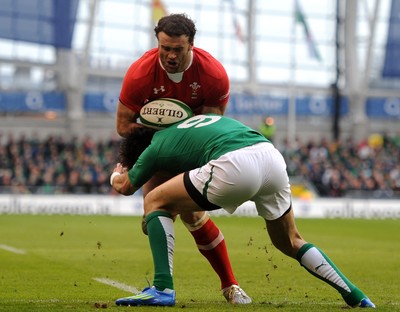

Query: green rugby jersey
<box><xmin>128</xmin><ymin>114</ymin><xmax>270</xmax><ymax>188</ymax></box>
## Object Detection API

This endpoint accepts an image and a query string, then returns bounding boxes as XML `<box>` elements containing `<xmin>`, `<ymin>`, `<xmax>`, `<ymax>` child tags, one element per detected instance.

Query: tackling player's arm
<box><xmin>111</xmin><ymin>142</ymin><xmax>158</xmax><ymax>196</ymax></box>
<box><xmin>110</xmin><ymin>163</ymin><xmax>138</xmax><ymax>195</ymax></box>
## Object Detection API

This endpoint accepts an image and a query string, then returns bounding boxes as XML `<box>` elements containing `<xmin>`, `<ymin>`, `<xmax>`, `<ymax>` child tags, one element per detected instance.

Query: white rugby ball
<box><xmin>139</xmin><ymin>98</ymin><xmax>193</xmax><ymax>129</ymax></box>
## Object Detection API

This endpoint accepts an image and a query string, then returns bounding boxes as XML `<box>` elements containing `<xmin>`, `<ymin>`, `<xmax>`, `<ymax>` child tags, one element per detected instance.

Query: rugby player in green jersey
<box><xmin>110</xmin><ymin>114</ymin><xmax>375</xmax><ymax>308</ymax></box>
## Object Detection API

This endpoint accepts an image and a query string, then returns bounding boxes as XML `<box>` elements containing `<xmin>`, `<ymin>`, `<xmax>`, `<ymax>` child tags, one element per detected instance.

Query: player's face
<box><xmin>157</xmin><ymin>32</ymin><xmax>193</xmax><ymax>73</ymax></box>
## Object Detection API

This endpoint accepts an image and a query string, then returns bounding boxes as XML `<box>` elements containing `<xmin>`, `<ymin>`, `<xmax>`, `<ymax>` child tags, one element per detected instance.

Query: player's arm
<box><xmin>116</xmin><ymin>101</ymin><xmax>145</xmax><ymax>138</ymax></box>
<box><xmin>110</xmin><ymin>163</ymin><xmax>138</xmax><ymax>195</ymax></box>
<box><xmin>201</xmin><ymin>64</ymin><xmax>229</xmax><ymax>116</ymax></box>
<box><xmin>110</xmin><ymin>143</ymin><xmax>159</xmax><ymax>195</ymax></box>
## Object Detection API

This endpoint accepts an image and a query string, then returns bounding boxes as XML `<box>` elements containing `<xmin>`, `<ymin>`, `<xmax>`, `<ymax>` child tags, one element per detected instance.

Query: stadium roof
<box><xmin>0</xmin><ymin>0</ymin><xmax>79</xmax><ymax>49</ymax></box>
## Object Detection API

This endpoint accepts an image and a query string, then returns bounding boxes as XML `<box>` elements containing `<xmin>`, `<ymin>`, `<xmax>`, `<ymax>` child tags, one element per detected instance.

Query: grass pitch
<box><xmin>0</xmin><ymin>214</ymin><xmax>399</xmax><ymax>311</ymax></box>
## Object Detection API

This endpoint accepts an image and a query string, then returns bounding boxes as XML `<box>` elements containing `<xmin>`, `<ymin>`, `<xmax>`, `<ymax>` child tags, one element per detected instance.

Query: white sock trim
<box><xmin>301</xmin><ymin>247</ymin><xmax>351</xmax><ymax>293</ymax></box>
<box><xmin>197</xmin><ymin>231</ymin><xmax>224</xmax><ymax>251</ymax></box>
<box><xmin>159</xmin><ymin>216</ymin><xmax>175</xmax><ymax>276</ymax></box>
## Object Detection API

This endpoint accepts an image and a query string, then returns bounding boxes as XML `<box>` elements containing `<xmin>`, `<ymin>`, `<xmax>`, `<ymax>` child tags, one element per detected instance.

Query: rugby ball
<box><xmin>139</xmin><ymin>98</ymin><xmax>193</xmax><ymax>129</ymax></box>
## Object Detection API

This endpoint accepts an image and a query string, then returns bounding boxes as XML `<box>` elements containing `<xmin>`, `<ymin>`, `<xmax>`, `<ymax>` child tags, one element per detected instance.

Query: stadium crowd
<box><xmin>0</xmin><ymin>131</ymin><xmax>399</xmax><ymax>198</ymax></box>
<box><xmin>0</xmin><ymin>133</ymin><xmax>120</xmax><ymax>195</ymax></box>
<box><xmin>278</xmin><ymin>133</ymin><xmax>400</xmax><ymax>198</ymax></box>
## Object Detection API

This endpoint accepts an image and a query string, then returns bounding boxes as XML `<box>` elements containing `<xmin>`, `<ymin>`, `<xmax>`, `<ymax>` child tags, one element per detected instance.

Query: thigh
<box><xmin>143</xmin><ymin>172</ymin><xmax>207</xmax><ymax>225</ymax></box>
<box><xmin>144</xmin><ymin>173</ymin><xmax>203</xmax><ymax>216</ymax></box>
<box><xmin>142</xmin><ymin>171</ymin><xmax>173</xmax><ymax>196</ymax></box>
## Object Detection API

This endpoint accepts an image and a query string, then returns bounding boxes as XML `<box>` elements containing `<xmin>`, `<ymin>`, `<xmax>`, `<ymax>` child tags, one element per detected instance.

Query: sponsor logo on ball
<box><xmin>141</xmin><ymin>107</ymin><xmax>185</xmax><ymax>120</ymax></box>
<box><xmin>139</xmin><ymin>98</ymin><xmax>193</xmax><ymax>129</ymax></box>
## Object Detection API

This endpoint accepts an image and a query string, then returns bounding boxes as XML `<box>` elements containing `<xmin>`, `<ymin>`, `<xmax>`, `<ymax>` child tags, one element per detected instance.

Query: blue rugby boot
<box><xmin>115</xmin><ymin>286</ymin><xmax>176</xmax><ymax>306</ymax></box>
<box><xmin>356</xmin><ymin>298</ymin><xmax>376</xmax><ymax>308</ymax></box>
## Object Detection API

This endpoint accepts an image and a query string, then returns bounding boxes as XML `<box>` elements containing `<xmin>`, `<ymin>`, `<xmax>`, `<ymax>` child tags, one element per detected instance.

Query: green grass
<box><xmin>0</xmin><ymin>215</ymin><xmax>399</xmax><ymax>311</ymax></box>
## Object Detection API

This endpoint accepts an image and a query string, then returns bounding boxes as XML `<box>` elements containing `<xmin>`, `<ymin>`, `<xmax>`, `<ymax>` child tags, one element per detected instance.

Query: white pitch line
<box><xmin>0</xmin><ymin>244</ymin><xmax>26</xmax><ymax>254</ymax></box>
<box><xmin>93</xmin><ymin>277</ymin><xmax>139</xmax><ymax>294</ymax></box>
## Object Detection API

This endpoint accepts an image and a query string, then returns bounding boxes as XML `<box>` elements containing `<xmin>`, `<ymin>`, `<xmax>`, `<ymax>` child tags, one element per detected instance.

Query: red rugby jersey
<box><xmin>119</xmin><ymin>47</ymin><xmax>229</xmax><ymax>115</ymax></box>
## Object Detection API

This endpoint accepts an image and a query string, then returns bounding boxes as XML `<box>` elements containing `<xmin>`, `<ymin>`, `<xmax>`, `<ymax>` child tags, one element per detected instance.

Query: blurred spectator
<box><xmin>280</xmin><ymin>133</ymin><xmax>400</xmax><ymax>198</ymax></box>
<box><xmin>258</xmin><ymin>116</ymin><xmax>276</xmax><ymax>142</ymax></box>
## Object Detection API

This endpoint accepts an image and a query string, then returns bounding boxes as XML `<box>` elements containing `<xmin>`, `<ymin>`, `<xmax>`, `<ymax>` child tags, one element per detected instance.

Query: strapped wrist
<box><xmin>110</xmin><ymin>172</ymin><xmax>121</xmax><ymax>186</ymax></box>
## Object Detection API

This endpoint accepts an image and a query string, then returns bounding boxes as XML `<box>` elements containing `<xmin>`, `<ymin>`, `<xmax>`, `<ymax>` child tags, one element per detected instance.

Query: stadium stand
<box><xmin>0</xmin><ymin>133</ymin><xmax>119</xmax><ymax>195</ymax></box>
<box><xmin>1</xmin><ymin>132</ymin><xmax>399</xmax><ymax>198</ymax></box>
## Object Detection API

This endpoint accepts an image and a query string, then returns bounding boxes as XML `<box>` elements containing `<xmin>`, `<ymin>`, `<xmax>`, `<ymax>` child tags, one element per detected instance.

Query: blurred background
<box><xmin>0</xmin><ymin>0</ymin><xmax>399</xmax><ymax>202</ymax></box>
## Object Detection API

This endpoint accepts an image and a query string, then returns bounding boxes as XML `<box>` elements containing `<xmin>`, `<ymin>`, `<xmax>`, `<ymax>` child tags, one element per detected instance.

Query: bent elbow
<box><xmin>116</xmin><ymin>123</ymin><xmax>128</xmax><ymax>138</ymax></box>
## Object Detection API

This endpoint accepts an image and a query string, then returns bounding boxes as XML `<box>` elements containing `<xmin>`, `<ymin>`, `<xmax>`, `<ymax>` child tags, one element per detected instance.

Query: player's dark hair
<box><xmin>154</xmin><ymin>13</ymin><xmax>196</xmax><ymax>44</ymax></box>
<box><xmin>118</xmin><ymin>128</ymin><xmax>156</xmax><ymax>169</ymax></box>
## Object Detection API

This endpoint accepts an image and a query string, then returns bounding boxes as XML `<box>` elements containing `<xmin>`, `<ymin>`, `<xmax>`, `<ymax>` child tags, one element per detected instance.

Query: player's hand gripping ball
<box><xmin>139</xmin><ymin>98</ymin><xmax>193</xmax><ymax>129</ymax></box>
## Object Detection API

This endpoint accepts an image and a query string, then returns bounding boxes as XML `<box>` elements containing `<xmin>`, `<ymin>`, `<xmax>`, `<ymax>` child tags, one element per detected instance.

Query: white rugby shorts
<box><xmin>184</xmin><ymin>142</ymin><xmax>291</xmax><ymax>220</ymax></box>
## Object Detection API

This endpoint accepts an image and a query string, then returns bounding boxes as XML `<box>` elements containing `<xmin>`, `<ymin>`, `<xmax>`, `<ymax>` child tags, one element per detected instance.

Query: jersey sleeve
<box><xmin>204</xmin><ymin>74</ymin><xmax>230</xmax><ymax>109</ymax></box>
<box><xmin>198</xmin><ymin>50</ymin><xmax>230</xmax><ymax>109</ymax></box>
<box><xmin>127</xmin><ymin>146</ymin><xmax>158</xmax><ymax>188</ymax></box>
<box><xmin>119</xmin><ymin>49</ymin><xmax>158</xmax><ymax>113</ymax></box>
<box><xmin>119</xmin><ymin>67</ymin><xmax>145</xmax><ymax>114</ymax></box>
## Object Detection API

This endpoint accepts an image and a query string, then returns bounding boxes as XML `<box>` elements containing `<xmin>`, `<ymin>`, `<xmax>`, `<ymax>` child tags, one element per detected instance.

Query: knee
<box><xmin>143</xmin><ymin>190</ymin><xmax>159</xmax><ymax>216</ymax></box>
<box><xmin>181</xmin><ymin>211</ymin><xmax>209</xmax><ymax>231</ymax></box>
<box><xmin>143</xmin><ymin>190</ymin><xmax>179</xmax><ymax>220</ymax></box>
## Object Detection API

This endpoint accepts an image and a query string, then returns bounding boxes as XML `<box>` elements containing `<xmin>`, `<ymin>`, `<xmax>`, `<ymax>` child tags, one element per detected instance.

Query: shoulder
<box><xmin>192</xmin><ymin>47</ymin><xmax>228</xmax><ymax>80</ymax></box>
<box><xmin>125</xmin><ymin>48</ymin><xmax>159</xmax><ymax>79</ymax></box>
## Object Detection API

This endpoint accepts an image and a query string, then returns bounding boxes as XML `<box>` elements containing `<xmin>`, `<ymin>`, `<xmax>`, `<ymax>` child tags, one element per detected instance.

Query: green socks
<box><xmin>146</xmin><ymin>211</ymin><xmax>175</xmax><ymax>291</ymax></box>
<box><xmin>145</xmin><ymin>215</ymin><xmax>369</xmax><ymax>306</ymax></box>
<box><xmin>297</xmin><ymin>243</ymin><xmax>367</xmax><ymax>307</ymax></box>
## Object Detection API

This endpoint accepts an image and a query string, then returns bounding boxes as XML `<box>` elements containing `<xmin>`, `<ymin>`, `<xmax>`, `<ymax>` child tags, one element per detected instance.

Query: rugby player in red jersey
<box><xmin>115</xmin><ymin>13</ymin><xmax>250</xmax><ymax>304</ymax></box>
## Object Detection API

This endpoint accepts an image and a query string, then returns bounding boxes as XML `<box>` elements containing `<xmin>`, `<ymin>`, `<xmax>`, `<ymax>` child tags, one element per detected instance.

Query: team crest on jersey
<box><xmin>190</xmin><ymin>82</ymin><xmax>200</xmax><ymax>99</ymax></box>
<box><xmin>153</xmin><ymin>86</ymin><xmax>165</xmax><ymax>95</ymax></box>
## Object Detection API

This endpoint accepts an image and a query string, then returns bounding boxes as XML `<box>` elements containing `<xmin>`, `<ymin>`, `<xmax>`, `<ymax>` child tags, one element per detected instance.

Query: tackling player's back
<box><xmin>128</xmin><ymin>115</ymin><xmax>269</xmax><ymax>188</ymax></box>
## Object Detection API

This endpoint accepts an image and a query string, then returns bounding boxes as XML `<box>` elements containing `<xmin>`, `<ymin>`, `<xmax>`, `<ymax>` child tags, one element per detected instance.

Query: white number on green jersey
<box><xmin>177</xmin><ymin>115</ymin><xmax>221</xmax><ymax>129</ymax></box>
